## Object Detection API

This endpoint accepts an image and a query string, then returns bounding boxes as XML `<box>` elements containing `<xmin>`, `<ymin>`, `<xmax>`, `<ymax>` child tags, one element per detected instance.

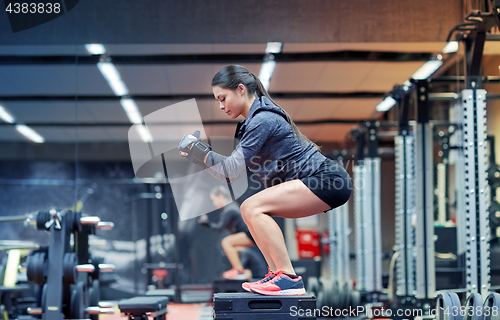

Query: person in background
<box><xmin>198</xmin><ymin>186</ymin><xmax>256</xmax><ymax>280</ymax></box>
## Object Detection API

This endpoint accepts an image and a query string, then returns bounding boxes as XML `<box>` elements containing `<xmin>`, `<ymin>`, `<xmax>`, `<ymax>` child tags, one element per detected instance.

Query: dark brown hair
<box><xmin>212</xmin><ymin>65</ymin><xmax>320</xmax><ymax>149</ymax></box>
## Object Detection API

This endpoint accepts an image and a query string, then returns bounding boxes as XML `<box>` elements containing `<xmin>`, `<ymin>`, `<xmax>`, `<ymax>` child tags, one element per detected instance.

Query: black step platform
<box><xmin>118</xmin><ymin>296</ymin><xmax>169</xmax><ymax>320</ymax></box>
<box><xmin>213</xmin><ymin>292</ymin><xmax>317</xmax><ymax>319</ymax></box>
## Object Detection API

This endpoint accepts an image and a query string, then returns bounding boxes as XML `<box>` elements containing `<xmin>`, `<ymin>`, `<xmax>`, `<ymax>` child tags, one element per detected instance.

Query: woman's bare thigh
<box><xmin>243</xmin><ymin>179</ymin><xmax>330</xmax><ymax>218</ymax></box>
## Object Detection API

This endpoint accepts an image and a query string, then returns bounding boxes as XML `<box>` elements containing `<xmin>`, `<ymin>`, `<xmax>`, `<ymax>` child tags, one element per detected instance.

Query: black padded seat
<box><xmin>118</xmin><ymin>296</ymin><xmax>169</xmax><ymax>320</ymax></box>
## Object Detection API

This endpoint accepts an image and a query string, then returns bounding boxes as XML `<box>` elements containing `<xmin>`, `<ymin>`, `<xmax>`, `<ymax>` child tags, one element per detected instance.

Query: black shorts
<box><xmin>300</xmin><ymin>158</ymin><xmax>352</xmax><ymax>210</ymax></box>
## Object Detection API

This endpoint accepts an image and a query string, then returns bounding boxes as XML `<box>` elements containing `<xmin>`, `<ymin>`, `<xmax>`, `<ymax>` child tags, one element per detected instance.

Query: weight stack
<box><xmin>213</xmin><ymin>292</ymin><xmax>317</xmax><ymax>320</ymax></box>
<box><xmin>213</xmin><ymin>279</ymin><xmax>247</xmax><ymax>293</ymax></box>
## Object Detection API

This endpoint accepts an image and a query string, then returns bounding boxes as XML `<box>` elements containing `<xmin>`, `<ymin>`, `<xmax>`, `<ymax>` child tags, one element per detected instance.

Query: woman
<box><xmin>198</xmin><ymin>185</ymin><xmax>256</xmax><ymax>280</ymax></box>
<box><xmin>179</xmin><ymin>65</ymin><xmax>352</xmax><ymax>296</ymax></box>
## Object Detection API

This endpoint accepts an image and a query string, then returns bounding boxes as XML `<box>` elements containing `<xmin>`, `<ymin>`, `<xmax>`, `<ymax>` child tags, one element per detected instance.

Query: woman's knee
<box><xmin>240</xmin><ymin>200</ymin><xmax>260</xmax><ymax>222</ymax></box>
<box><xmin>221</xmin><ymin>236</ymin><xmax>231</xmax><ymax>248</ymax></box>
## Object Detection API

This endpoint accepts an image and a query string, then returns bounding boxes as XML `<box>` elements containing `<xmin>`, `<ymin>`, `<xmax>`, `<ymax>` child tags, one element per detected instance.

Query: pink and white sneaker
<box><xmin>242</xmin><ymin>268</ymin><xmax>276</xmax><ymax>292</ymax></box>
<box><xmin>250</xmin><ymin>270</ymin><xmax>306</xmax><ymax>296</ymax></box>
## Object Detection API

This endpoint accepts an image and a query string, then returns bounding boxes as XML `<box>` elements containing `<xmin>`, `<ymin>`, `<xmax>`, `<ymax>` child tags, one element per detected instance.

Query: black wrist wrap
<box><xmin>191</xmin><ymin>141</ymin><xmax>212</xmax><ymax>163</ymax></box>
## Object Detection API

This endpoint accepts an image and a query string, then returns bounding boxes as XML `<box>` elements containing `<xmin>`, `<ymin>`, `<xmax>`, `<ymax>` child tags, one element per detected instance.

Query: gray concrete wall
<box><xmin>0</xmin><ymin>0</ymin><xmax>462</xmax><ymax>44</ymax></box>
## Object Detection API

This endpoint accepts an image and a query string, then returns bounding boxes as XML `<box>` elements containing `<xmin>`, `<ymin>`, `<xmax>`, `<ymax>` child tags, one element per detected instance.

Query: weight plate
<box><xmin>34</xmin><ymin>253</ymin><xmax>43</xmax><ymax>284</ymax></box>
<box><xmin>27</xmin><ymin>253</ymin><xmax>46</xmax><ymax>285</ymax></box>
<box><xmin>67</xmin><ymin>211</ymin><xmax>82</xmax><ymax>233</ymax></box>
<box><xmin>449</xmin><ymin>292</ymin><xmax>464</xmax><ymax>320</ymax></box>
<box><xmin>436</xmin><ymin>293</ymin><xmax>456</xmax><ymax>320</ymax></box>
<box><xmin>26</xmin><ymin>254</ymin><xmax>35</xmax><ymax>283</ymax></box>
<box><xmin>317</xmin><ymin>278</ymin><xmax>327</xmax><ymax>308</ymax></box>
<box><xmin>37</xmin><ymin>253</ymin><xmax>46</xmax><ymax>285</ymax></box>
<box><xmin>89</xmin><ymin>280</ymin><xmax>100</xmax><ymax>320</ymax></box>
<box><xmin>36</xmin><ymin>211</ymin><xmax>50</xmax><ymax>230</ymax></box>
<box><xmin>483</xmin><ymin>292</ymin><xmax>500</xmax><ymax>320</ymax></box>
<box><xmin>307</xmin><ymin>277</ymin><xmax>320</xmax><ymax>297</ymax></box>
<box><xmin>0</xmin><ymin>256</ymin><xmax>7</xmax><ymax>285</ymax></box>
<box><xmin>65</xmin><ymin>211</ymin><xmax>74</xmax><ymax>233</ymax></box>
<box><xmin>89</xmin><ymin>280</ymin><xmax>100</xmax><ymax>306</ymax></box>
<box><xmin>320</xmin><ymin>278</ymin><xmax>332</xmax><ymax>309</ymax></box>
<box><xmin>351</xmin><ymin>290</ymin><xmax>361</xmax><ymax>308</ymax></box>
<box><xmin>316</xmin><ymin>291</ymin><xmax>324</xmax><ymax>309</ymax></box>
<box><xmin>339</xmin><ymin>281</ymin><xmax>351</xmax><ymax>309</ymax></box>
<box><xmin>63</xmin><ymin>253</ymin><xmax>77</xmax><ymax>285</ymax></box>
<box><xmin>336</xmin><ymin>280</ymin><xmax>344</xmax><ymax>309</ymax></box>
<box><xmin>464</xmin><ymin>293</ymin><xmax>482</xmax><ymax>320</ymax></box>
<box><xmin>331</xmin><ymin>279</ymin><xmax>340</xmax><ymax>310</ymax></box>
<box><xmin>41</xmin><ymin>284</ymin><xmax>47</xmax><ymax>311</ymax></box>
<box><xmin>70</xmin><ymin>282</ymin><xmax>86</xmax><ymax>319</ymax></box>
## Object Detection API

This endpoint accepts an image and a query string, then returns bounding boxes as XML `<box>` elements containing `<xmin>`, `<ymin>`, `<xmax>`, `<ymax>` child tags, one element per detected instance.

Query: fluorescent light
<box><xmin>120</xmin><ymin>98</ymin><xmax>143</xmax><ymax>124</ymax></box>
<box><xmin>258</xmin><ymin>61</ymin><xmax>276</xmax><ymax>91</ymax></box>
<box><xmin>120</xmin><ymin>99</ymin><xmax>153</xmax><ymax>143</ymax></box>
<box><xmin>95</xmin><ymin>58</ymin><xmax>149</xmax><ymax>143</ymax></box>
<box><xmin>257</xmin><ymin>42</ymin><xmax>283</xmax><ymax>90</ymax></box>
<box><xmin>376</xmin><ymin>97</ymin><xmax>397</xmax><ymax>112</ymax></box>
<box><xmin>135</xmin><ymin>125</ymin><xmax>154</xmax><ymax>143</ymax></box>
<box><xmin>15</xmin><ymin>125</ymin><xmax>44</xmax><ymax>143</ymax></box>
<box><xmin>0</xmin><ymin>105</ymin><xmax>15</xmax><ymax>123</ymax></box>
<box><xmin>442</xmin><ymin>41</ymin><xmax>459</xmax><ymax>54</ymax></box>
<box><xmin>85</xmin><ymin>44</ymin><xmax>106</xmax><ymax>55</ymax></box>
<box><xmin>97</xmin><ymin>62</ymin><xmax>129</xmax><ymax>96</ymax></box>
<box><xmin>411</xmin><ymin>60</ymin><xmax>443</xmax><ymax>80</ymax></box>
<box><xmin>266</xmin><ymin>42</ymin><xmax>282</xmax><ymax>53</ymax></box>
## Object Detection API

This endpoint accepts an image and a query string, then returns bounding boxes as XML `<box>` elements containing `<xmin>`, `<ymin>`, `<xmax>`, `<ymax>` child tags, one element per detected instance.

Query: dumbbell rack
<box><xmin>74</xmin><ymin>217</ymin><xmax>114</xmax><ymax>320</ymax></box>
<box><xmin>23</xmin><ymin>209</ymin><xmax>114</xmax><ymax>320</ymax></box>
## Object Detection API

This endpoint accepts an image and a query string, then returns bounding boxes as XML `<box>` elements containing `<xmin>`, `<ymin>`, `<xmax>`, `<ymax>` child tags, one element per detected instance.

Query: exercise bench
<box><xmin>118</xmin><ymin>296</ymin><xmax>169</xmax><ymax>320</ymax></box>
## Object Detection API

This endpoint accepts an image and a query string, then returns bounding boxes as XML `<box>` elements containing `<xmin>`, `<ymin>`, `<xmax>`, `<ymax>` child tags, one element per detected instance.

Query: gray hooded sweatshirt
<box><xmin>206</xmin><ymin>96</ymin><xmax>326</xmax><ymax>188</ymax></box>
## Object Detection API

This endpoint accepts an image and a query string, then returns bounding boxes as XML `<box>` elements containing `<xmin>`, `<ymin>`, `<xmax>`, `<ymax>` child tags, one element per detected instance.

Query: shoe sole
<box><xmin>250</xmin><ymin>287</ymin><xmax>307</xmax><ymax>296</ymax></box>
<box><xmin>242</xmin><ymin>285</ymin><xmax>252</xmax><ymax>292</ymax></box>
<box><xmin>242</xmin><ymin>273</ymin><xmax>278</xmax><ymax>292</ymax></box>
<box><xmin>242</xmin><ymin>282</ymin><xmax>264</xmax><ymax>292</ymax></box>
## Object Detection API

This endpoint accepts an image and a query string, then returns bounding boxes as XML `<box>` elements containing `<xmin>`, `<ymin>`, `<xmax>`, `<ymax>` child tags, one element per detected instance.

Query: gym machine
<box><xmin>353</xmin><ymin>122</ymin><xmax>384</xmax><ymax>300</ymax></box>
<box><xmin>435</xmin><ymin>6</ymin><xmax>499</xmax><ymax>317</ymax></box>
<box><xmin>0</xmin><ymin>209</ymin><xmax>115</xmax><ymax>320</ymax></box>
<box><xmin>25</xmin><ymin>209</ymin><xmax>116</xmax><ymax>320</ymax></box>
<box><xmin>390</xmin><ymin>82</ymin><xmax>436</xmax><ymax>319</ymax></box>
<box><xmin>390</xmin><ymin>3</ymin><xmax>500</xmax><ymax>317</ymax></box>
<box><xmin>0</xmin><ymin>248</ymin><xmax>35</xmax><ymax>320</ymax></box>
<box><xmin>130</xmin><ymin>186</ymin><xmax>181</xmax><ymax>303</ymax></box>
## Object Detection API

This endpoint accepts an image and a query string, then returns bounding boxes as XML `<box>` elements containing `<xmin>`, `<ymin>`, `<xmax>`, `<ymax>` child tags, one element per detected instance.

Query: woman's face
<box><xmin>212</xmin><ymin>84</ymin><xmax>248</xmax><ymax>119</ymax></box>
<box><xmin>210</xmin><ymin>193</ymin><xmax>227</xmax><ymax>209</ymax></box>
